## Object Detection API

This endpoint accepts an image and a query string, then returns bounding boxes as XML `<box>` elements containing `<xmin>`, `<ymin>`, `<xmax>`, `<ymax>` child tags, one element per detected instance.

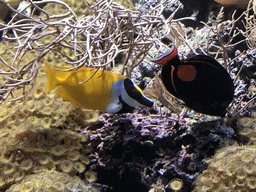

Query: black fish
<box><xmin>151</xmin><ymin>45</ymin><xmax>234</xmax><ymax>116</ymax></box>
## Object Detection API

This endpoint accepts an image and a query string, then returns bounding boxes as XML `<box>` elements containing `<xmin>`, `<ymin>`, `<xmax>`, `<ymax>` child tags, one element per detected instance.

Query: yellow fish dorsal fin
<box><xmin>45</xmin><ymin>63</ymin><xmax>79</xmax><ymax>93</ymax></box>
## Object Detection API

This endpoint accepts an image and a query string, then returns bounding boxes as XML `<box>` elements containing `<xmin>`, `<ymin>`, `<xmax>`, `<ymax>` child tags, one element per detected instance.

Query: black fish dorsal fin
<box><xmin>186</xmin><ymin>55</ymin><xmax>232</xmax><ymax>80</ymax></box>
<box><xmin>151</xmin><ymin>45</ymin><xmax>178</xmax><ymax>65</ymax></box>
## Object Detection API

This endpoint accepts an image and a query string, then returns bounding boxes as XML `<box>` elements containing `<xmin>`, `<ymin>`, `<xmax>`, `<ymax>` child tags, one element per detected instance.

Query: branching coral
<box><xmin>0</xmin><ymin>0</ymin><xmax>192</xmax><ymax>104</ymax></box>
<box><xmin>197</xmin><ymin>7</ymin><xmax>245</xmax><ymax>72</ymax></box>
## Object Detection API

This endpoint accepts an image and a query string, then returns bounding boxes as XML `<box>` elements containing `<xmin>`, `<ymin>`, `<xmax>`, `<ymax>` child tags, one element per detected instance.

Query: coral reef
<box><xmin>237</xmin><ymin>110</ymin><xmax>256</xmax><ymax>145</ymax></box>
<box><xmin>6</xmin><ymin>171</ymin><xmax>101</xmax><ymax>192</ymax></box>
<box><xmin>0</xmin><ymin>126</ymin><xmax>93</xmax><ymax>190</ymax></box>
<box><xmin>82</xmin><ymin>111</ymin><xmax>234</xmax><ymax>192</ymax></box>
<box><xmin>192</xmin><ymin>145</ymin><xmax>256</xmax><ymax>192</ymax></box>
<box><xmin>0</xmin><ymin>0</ymin><xmax>256</xmax><ymax>192</ymax></box>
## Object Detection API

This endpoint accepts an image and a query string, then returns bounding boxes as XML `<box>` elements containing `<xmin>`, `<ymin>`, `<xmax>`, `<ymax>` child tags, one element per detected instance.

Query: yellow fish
<box><xmin>45</xmin><ymin>63</ymin><xmax>153</xmax><ymax>113</ymax></box>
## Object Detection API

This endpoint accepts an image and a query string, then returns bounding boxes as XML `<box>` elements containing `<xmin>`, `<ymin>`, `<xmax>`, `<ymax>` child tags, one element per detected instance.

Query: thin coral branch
<box><xmin>0</xmin><ymin>0</ymin><xmax>193</xmax><ymax>104</ymax></box>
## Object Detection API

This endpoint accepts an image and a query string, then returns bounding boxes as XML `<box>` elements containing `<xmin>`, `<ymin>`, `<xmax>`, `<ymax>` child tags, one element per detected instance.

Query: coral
<box><xmin>59</xmin><ymin>160</ymin><xmax>74</xmax><ymax>173</ymax></box>
<box><xmin>43</xmin><ymin>0</ymin><xmax>134</xmax><ymax>20</ymax></box>
<box><xmin>6</xmin><ymin>171</ymin><xmax>101</xmax><ymax>192</ymax></box>
<box><xmin>83</xmin><ymin>111</ymin><xmax>234</xmax><ymax>192</ymax></box>
<box><xmin>0</xmin><ymin>127</ymin><xmax>91</xmax><ymax>190</ymax></box>
<box><xmin>237</xmin><ymin>112</ymin><xmax>256</xmax><ymax>145</ymax></box>
<box><xmin>168</xmin><ymin>178</ymin><xmax>183</xmax><ymax>191</ymax></box>
<box><xmin>192</xmin><ymin>145</ymin><xmax>256</xmax><ymax>191</ymax></box>
<box><xmin>84</xmin><ymin>170</ymin><xmax>97</xmax><ymax>183</ymax></box>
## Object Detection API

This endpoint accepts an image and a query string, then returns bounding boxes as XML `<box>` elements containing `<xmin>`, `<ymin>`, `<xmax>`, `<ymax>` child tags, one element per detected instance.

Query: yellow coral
<box><xmin>168</xmin><ymin>178</ymin><xmax>183</xmax><ymax>191</ymax></box>
<box><xmin>34</xmin><ymin>178</ymin><xmax>44</xmax><ymax>187</ymax></box>
<box><xmin>15</xmin><ymin>152</ymin><xmax>24</xmax><ymax>161</ymax></box>
<box><xmin>238</xmin><ymin>117</ymin><xmax>253</xmax><ymax>127</ymax></box>
<box><xmin>0</xmin><ymin>79</ymin><xmax>94</xmax><ymax>190</ymax></box>
<box><xmin>74</xmin><ymin>162</ymin><xmax>86</xmax><ymax>173</ymax></box>
<box><xmin>243</xmin><ymin>163</ymin><xmax>255</xmax><ymax>174</ymax></box>
<box><xmin>25</xmin><ymin>101</ymin><xmax>36</xmax><ymax>113</ymax></box>
<box><xmin>0</xmin><ymin>177</ymin><xmax>6</xmax><ymax>187</ymax></box>
<box><xmin>41</xmin><ymin>117</ymin><xmax>52</xmax><ymax>129</ymax></box>
<box><xmin>240</xmin><ymin>128</ymin><xmax>254</xmax><ymax>136</ymax></box>
<box><xmin>193</xmin><ymin>146</ymin><xmax>256</xmax><ymax>191</ymax></box>
<box><xmin>42</xmin><ymin>97</ymin><xmax>54</xmax><ymax>106</ymax></box>
<box><xmin>1</xmin><ymin>151</ymin><xmax>14</xmax><ymax>163</ymax></box>
<box><xmin>41</xmin><ymin>107</ymin><xmax>53</xmax><ymax>115</ymax></box>
<box><xmin>85</xmin><ymin>170</ymin><xmax>97</xmax><ymax>182</ymax></box>
<box><xmin>3</xmin><ymin>164</ymin><xmax>16</xmax><ymax>175</ymax></box>
<box><xmin>13</xmin><ymin>171</ymin><xmax>25</xmax><ymax>182</ymax></box>
<box><xmin>225</xmin><ymin>165</ymin><xmax>238</xmax><ymax>176</ymax></box>
<box><xmin>80</xmin><ymin>155</ymin><xmax>90</xmax><ymax>165</ymax></box>
<box><xmin>20</xmin><ymin>159</ymin><xmax>33</xmax><ymax>171</ymax></box>
<box><xmin>32</xmin><ymin>87</ymin><xmax>45</xmax><ymax>99</ymax></box>
<box><xmin>7</xmin><ymin>171</ymin><xmax>99</xmax><ymax>192</ymax></box>
<box><xmin>43</xmin><ymin>163</ymin><xmax>55</xmax><ymax>173</ymax></box>
<box><xmin>50</xmin><ymin>145</ymin><xmax>66</xmax><ymax>156</ymax></box>
<box><xmin>67</xmin><ymin>150</ymin><xmax>81</xmax><ymax>161</ymax></box>
<box><xmin>51</xmin><ymin>182</ymin><xmax>64</xmax><ymax>190</ymax></box>
<box><xmin>60</xmin><ymin>160</ymin><xmax>74</xmax><ymax>173</ymax></box>
<box><xmin>7</xmin><ymin>138</ymin><xmax>20</xmax><ymax>146</ymax></box>
<box><xmin>27</xmin><ymin>116</ymin><xmax>39</xmax><ymax>126</ymax></box>
<box><xmin>248</xmin><ymin>177</ymin><xmax>256</xmax><ymax>189</ymax></box>
<box><xmin>242</xmin><ymin>153</ymin><xmax>254</xmax><ymax>163</ymax></box>
<box><xmin>21</xmin><ymin>181</ymin><xmax>34</xmax><ymax>192</ymax></box>
<box><xmin>38</xmin><ymin>155</ymin><xmax>50</xmax><ymax>165</ymax></box>
<box><xmin>0</xmin><ymin>108</ymin><xmax>9</xmax><ymax>121</ymax></box>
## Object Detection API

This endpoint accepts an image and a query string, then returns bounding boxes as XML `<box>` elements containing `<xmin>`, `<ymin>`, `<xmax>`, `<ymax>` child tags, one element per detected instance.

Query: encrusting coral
<box><xmin>0</xmin><ymin>127</ymin><xmax>93</xmax><ymax>190</ymax></box>
<box><xmin>237</xmin><ymin>112</ymin><xmax>256</xmax><ymax>145</ymax></box>
<box><xmin>6</xmin><ymin>171</ymin><xmax>101</xmax><ymax>192</ymax></box>
<box><xmin>192</xmin><ymin>145</ymin><xmax>256</xmax><ymax>192</ymax></box>
<box><xmin>42</xmin><ymin>0</ymin><xmax>134</xmax><ymax>19</ymax></box>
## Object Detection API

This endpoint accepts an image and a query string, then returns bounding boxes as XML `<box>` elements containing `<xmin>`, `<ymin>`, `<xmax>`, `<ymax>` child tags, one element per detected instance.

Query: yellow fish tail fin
<box><xmin>45</xmin><ymin>63</ymin><xmax>58</xmax><ymax>93</ymax></box>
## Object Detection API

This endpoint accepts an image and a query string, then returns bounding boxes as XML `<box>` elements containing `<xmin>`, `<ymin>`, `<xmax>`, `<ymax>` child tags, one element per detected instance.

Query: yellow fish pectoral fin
<box><xmin>45</xmin><ymin>63</ymin><xmax>58</xmax><ymax>93</ymax></box>
<box><xmin>105</xmin><ymin>102</ymin><xmax>122</xmax><ymax>114</ymax></box>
